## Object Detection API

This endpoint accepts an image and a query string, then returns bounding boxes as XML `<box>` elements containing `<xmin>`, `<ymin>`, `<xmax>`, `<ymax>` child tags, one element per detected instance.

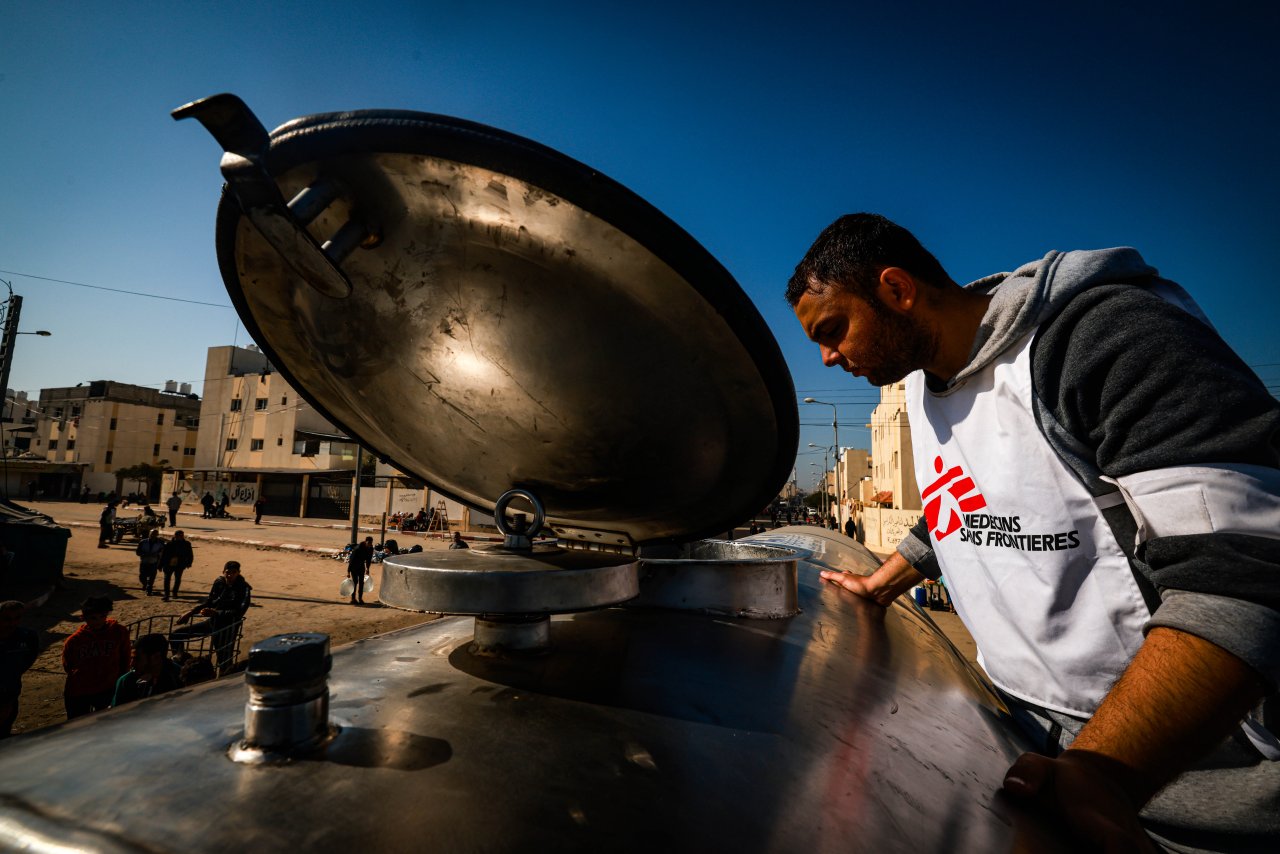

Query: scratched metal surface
<box><xmin>208</xmin><ymin>106</ymin><xmax>798</xmax><ymax>547</ymax></box>
<box><xmin>0</xmin><ymin>531</ymin><xmax>1068</xmax><ymax>853</ymax></box>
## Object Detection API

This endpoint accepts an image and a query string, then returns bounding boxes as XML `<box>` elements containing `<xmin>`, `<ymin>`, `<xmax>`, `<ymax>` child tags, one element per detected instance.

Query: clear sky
<box><xmin>2</xmin><ymin>1</ymin><xmax>1277</xmax><ymax>495</ymax></box>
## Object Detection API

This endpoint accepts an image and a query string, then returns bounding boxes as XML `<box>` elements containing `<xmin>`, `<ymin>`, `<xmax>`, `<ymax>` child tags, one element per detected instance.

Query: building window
<box><xmin>53</xmin><ymin>407</ymin><xmax>63</xmax><ymax>418</ymax></box>
<box><xmin>226</xmin><ymin>438</ymin><xmax>238</xmax><ymax>451</ymax></box>
<box><xmin>187</xmin><ymin>418</ymin><xmax>200</xmax><ymax>429</ymax></box>
<box><xmin>49</xmin><ymin>440</ymin><xmax>58</xmax><ymax>450</ymax></box>
<box><xmin>172</xmin><ymin>444</ymin><xmax>179</xmax><ymax>452</ymax></box>
<box><xmin>250</xmin><ymin>438</ymin><xmax>264</xmax><ymax>451</ymax></box>
<box><xmin>230</xmin><ymin>399</ymin><xmax>242</xmax><ymax>412</ymax></box>
<box><xmin>66</xmin><ymin>440</ymin><xmax>75</xmax><ymax>450</ymax></box>
<box><xmin>156</xmin><ymin>413</ymin><xmax>164</xmax><ymax>425</ymax></box>
<box><xmin>153</xmin><ymin>444</ymin><xmax>160</xmax><ymax>456</ymax></box>
<box><xmin>280</xmin><ymin>395</ymin><xmax>287</xmax><ymax>405</ymax></box>
<box><xmin>255</xmin><ymin>398</ymin><xmax>268</xmax><ymax>411</ymax></box>
<box><xmin>109</xmin><ymin>418</ymin><xmax>117</xmax><ymax>430</ymax></box>
<box><xmin>105</xmin><ymin>451</ymin><xmax>113</xmax><ymax>464</ymax></box>
<box><xmin>183</xmin><ymin>447</ymin><xmax>196</xmax><ymax>456</ymax></box>
<box><xmin>276</xmin><ymin>437</ymin><xmax>283</xmax><ymax>446</ymax></box>
<box><xmin>71</xmin><ymin>405</ymin><xmax>80</xmax><ymax>417</ymax></box>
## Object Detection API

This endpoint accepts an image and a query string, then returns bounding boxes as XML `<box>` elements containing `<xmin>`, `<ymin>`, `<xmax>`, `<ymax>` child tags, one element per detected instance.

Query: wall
<box><xmin>859</xmin><ymin>505</ymin><xmax>923</xmax><ymax>553</ymax></box>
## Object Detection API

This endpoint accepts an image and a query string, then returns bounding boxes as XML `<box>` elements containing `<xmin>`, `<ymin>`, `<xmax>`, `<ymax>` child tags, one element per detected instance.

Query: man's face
<box><xmin>223</xmin><ymin>567</ymin><xmax>240</xmax><ymax>582</ymax></box>
<box><xmin>83</xmin><ymin>611</ymin><xmax>108</xmax><ymax>629</ymax></box>
<box><xmin>793</xmin><ymin>283</ymin><xmax>936</xmax><ymax>387</ymax></box>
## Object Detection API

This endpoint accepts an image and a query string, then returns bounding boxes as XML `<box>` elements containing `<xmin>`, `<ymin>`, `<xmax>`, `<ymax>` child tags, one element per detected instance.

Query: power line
<box><xmin>0</xmin><ymin>269</ymin><xmax>232</xmax><ymax>309</ymax></box>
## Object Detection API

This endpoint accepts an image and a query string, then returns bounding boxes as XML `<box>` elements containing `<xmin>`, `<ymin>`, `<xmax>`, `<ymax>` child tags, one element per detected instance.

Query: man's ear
<box><xmin>876</xmin><ymin>267</ymin><xmax>917</xmax><ymax>314</ymax></box>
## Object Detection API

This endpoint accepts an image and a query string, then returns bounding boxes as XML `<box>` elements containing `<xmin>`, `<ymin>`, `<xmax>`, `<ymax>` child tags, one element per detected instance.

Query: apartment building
<box><xmin>32</xmin><ymin>381</ymin><xmax>201</xmax><ymax>494</ymax></box>
<box><xmin>175</xmin><ymin>345</ymin><xmax>362</xmax><ymax>518</ymax></box>
<box><xmin>867</xmin><ymin>381</ymin><xmax>920</xmax><ymax>511</ymax></box>
<box><xmin>840</xmin><ymin>448</ymin><xmax>873</xmax><ymax>504</ymax></box>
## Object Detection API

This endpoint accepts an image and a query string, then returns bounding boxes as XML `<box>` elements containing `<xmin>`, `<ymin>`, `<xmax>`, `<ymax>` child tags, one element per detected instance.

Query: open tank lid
<box><xmin>177</xmin><ymin>94</ymin><xmax>798</xmax><ymax>547</ymax></box>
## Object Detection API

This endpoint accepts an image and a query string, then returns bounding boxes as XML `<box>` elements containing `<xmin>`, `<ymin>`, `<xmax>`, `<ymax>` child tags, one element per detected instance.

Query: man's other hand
<box><xmin>819</xmin><ymin>551</ymin><xmax>924</xmax><ymax>607</ymax></box>
<box><xmin>1002</xmin><ymin>751</ymin><xmax>1156</xmax><ymax>854</ymax></box>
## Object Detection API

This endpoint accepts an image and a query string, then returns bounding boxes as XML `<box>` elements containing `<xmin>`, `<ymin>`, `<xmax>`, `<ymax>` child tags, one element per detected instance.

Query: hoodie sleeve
<box><xmin>896</xmin><ymin>517</ymin><xmax>941</xmax><ymax>580</ymax></box>
<box><xmin>1032</xmin><ymin>284</ymin><xmax>1280</xmax><ymax>685</ymax></box>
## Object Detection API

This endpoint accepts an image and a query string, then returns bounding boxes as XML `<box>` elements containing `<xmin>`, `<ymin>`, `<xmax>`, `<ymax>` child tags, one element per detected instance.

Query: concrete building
<box><xmin>171</xmin><ymin>345</ymin><xmax>365</xmax><ymax>519</ymax></box>
<box><xmin>31</xmin><ymin>381</ymin><xmax>201</xmax><ymax>496</ymax></box>
<box><xmin>867</xmin><ymin>381</ymin><xmax>920</xmax><ymax>511</ymax></box>
<box><xmin>840</xmin><ymin>448</ymin><xmax>873</xmax><ymax>509</ymax></box>
<box><xmin>2</xmin><ymin>389</ymin><xmax>40</xmax><ymax>456</ymax></box>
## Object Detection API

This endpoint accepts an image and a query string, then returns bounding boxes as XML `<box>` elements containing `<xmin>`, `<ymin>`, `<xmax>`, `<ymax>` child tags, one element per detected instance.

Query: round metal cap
<box><xmin>203</xmin><ymin>99</ymin><xmax>798</xmax><ymax>545</ymax></box>
<box><xmin>246</xmin><ymin>633</ymin><xmax>332</xmax><ymax>688</ymax></box>
<box><xmin>379</xmin><ymin>547</ymin><xmax>639</xmax><ymax>615</ymax></box>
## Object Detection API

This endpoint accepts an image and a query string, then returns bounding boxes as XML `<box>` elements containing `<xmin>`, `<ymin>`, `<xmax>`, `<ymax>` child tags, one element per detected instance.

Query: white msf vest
<box><xmin>906</xmin><ymin>330</ymin><xmax>1149</xmax><ymax>717</ymax></box>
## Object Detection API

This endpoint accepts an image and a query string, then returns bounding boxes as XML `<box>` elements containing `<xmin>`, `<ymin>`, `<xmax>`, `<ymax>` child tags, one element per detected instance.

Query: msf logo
<box><xmin>922</xmin><ymin>456</ymin><xmax>987</xmax><ymax>541</ymax></box>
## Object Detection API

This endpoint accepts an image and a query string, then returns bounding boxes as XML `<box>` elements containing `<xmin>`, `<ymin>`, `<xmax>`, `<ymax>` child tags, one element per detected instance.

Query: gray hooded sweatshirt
<box><xmin>895</xmin><ymin>249</ymin><xmax>1280</xmax><ymax>853</ymax></box>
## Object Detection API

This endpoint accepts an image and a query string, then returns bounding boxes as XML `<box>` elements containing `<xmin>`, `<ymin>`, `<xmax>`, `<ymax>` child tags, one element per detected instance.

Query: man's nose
<box><xmin>820</xmin><ymin>344</ymin><xmax>844</xmax><ymax>368</ymax></box>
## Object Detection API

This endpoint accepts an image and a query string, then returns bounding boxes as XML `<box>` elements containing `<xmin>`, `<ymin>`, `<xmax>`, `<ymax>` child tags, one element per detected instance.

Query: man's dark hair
<box><xmin>785</xmin><ymin>213</ymin><xmax>952</xmax><ymax>305</ymax></box>
<box><xmin>0</xmin><ymin>600</ymin><xmax>24</xmax><ymax>615</ymax></box>
<box><xmin>135</xmin><ymin>633</ymin><xmax>168</xmax><ymax>656</ymax></box>
<box><xmin>224</xmin><ymin>561</ymin><xmax>240</xmax><ymax>573</ymax></box>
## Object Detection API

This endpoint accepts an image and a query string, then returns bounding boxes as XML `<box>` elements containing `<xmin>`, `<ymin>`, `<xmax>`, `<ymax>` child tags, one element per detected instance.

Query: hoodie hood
<box><xmin>945</xmin><ymin>247</ymin><xmax>1208</xmax><ymax>389</ymax></box>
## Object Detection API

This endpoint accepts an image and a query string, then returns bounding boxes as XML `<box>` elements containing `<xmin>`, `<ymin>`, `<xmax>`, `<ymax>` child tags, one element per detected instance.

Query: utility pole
<box><xmin>0</xmin><ymin>293</ymin><xmax>22</xmax><ymax>423</ymax></box>
<box><xmin>349</xmin><ymin>444</ymin><xmax>363</xmax><ymax>546</ymax></box>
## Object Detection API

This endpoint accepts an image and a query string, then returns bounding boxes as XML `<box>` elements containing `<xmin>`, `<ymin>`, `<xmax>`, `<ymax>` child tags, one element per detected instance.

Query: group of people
<box><xmin>199</xmin><ymin>490</ymin><xmax>231</xmax><ymax>519</ymax></box>
<box><xmin>60</xmin><ymin>595</ymin><xmax>223</xmax><ymax>719</ymax></box>
<box><xmin>133</xmin><ymin>528</ymin><xmax>194</xmax><ymax>601</ymax></box>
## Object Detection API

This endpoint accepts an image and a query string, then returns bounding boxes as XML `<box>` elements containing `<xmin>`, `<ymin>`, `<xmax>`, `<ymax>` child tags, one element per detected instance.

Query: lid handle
<box><xmin>494</xmin><ymin>489</ymin><xmax>545</xmax><ymax>550</ymax></box>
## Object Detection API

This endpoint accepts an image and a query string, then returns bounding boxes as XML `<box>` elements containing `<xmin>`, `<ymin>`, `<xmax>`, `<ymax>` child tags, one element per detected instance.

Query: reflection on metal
<box><xmin>0</xmin><ymin>531</ymin><xmax>1071</xmax><ymax>852</ymax></box>
<box><xmin>379</xmin><ymin>548</ymin><xmax>639</xmax><ymax>615</ymax></box>
<box><xmin>633</xmin><ymin>539</ymin><xmax>800</xmax><ymax>618</ymax></box>
<box><xmin>473</xmin><ymin>615</ymin><xmax>551</xmax><ymax>657</ymax></box>
<box><xmin>183</xmin><ymin>95</ymin><xmax>797</xmax><ymax>546</ymax></box>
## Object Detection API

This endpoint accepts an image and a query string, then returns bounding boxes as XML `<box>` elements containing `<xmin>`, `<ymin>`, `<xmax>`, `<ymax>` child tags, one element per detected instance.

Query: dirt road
<box><xmin>9</xmin><ymin>507</ymin><xmax>442</xmax><ymax>736</ymax></box>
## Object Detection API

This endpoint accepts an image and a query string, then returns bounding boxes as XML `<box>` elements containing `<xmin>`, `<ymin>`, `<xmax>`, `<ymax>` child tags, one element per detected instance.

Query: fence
<box><xmin>124</xmin><ymin>613</ymin><xmax>246</xmax><ymax>675</ymax></box>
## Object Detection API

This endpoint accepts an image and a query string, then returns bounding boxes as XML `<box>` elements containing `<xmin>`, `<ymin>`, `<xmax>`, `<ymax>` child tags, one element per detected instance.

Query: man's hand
<box><xmin>1002</xmin><ymin>750</ymin><xmax>1156</xmax><ymax>853</ymax></box>
<box><xmin>820</xmin><ymin>550</ymin><xmax>923</xmax><ymax>607</ymax></box>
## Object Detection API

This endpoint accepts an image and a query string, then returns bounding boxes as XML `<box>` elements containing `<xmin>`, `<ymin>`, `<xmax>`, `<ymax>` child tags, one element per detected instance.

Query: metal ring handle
<box><xmin>493</xmin><ymin>489</ymin><xmax>545</xmax><ymax>538</ymax></box>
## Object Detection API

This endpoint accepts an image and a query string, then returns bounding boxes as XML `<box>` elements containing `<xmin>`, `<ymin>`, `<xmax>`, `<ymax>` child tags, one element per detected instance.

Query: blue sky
<box><xmin>2</xmin><ymin>1</ymin><xmax>1276</xmax><ymax>493</ymax></box>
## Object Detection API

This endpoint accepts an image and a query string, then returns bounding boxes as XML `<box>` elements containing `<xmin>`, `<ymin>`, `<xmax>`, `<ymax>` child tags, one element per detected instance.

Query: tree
<box><xmin>115</xmin><ymin>460</ymin><xmax>170</xmax><ymax>497</ymax></box>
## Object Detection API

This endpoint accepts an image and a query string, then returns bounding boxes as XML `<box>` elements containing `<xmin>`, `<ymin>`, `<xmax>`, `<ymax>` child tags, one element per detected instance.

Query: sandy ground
<box><xmin>10</xmin><ymin>512</ymin><xmax>442</xmax><ymax>737</ymax></box>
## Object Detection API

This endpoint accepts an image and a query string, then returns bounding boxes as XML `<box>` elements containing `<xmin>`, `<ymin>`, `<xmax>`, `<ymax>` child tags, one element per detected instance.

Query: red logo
<box><xmin>922</xmin><ymin>456</ymin><xmax>987</xmax><ymax>541</ymax></box>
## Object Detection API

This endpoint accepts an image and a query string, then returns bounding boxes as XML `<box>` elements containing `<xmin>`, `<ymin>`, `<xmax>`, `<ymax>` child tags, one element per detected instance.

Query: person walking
<box><xmin>200</xmin><ymin>492</ymin><xmax>214</xmax><ymax>519</ymax></box>
<box><xmin>165</xmin><ymin>493</ymin><xmax>182</xmax><ymax>527</ymax></box>
<box><xmin>347</xmin><ymin>536</ymin><xmax>374</xmax><ymax>605</ymax></box>
<box><xmin>253</xmin><ymin>495</ymin><xmax>266</xmax><ymax>525</ymax></box>
<box><xmin>62</xmin><ymin>596</ymin><xmax>131</xmax><ymax>719</ymax></box>
<box><xmin>97</xmin><ymin>502</ymin><xmax>116</xmax><ymax>548</ymax></box>
<box><xmin>159</xmin><ymin>530</ymin><xmax>194</xmax><ymax>602</ymax></box>
<box><xmin>135</xmin><ymin>528</ymin><xmax>165</xmax><ymax>596</ymax></box>
<box><xmin>0</xmin><ymin>601</ymin><xmax>40</xmax><ymax>738</ymax></box>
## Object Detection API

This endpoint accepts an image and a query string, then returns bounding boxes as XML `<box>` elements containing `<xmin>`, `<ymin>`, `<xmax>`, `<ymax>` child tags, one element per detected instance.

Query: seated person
<box><xmin>170</xmin><ymin>561</ymin><xmax>252</xmax><ymax>669</ymax></box>
<box><xmin>140</xmin><ymin>504</ymin><xmax>158</xmax><ymax>518</ymax></box>
<box><xmin>112</xmin><ymin>633</ymin><xmax>182</xmax><ymax>706</ymax></box>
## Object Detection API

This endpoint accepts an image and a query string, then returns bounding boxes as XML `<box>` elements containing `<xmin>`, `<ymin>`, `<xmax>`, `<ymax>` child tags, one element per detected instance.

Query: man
<box><xmin>97</xmin><ymin>501</ymin><xmax>116</xmax><ymax>548</ymax></box>
<box><xmin>62</xmin><ymin>596</ymin><xmax>131</xmax><ymax>718</ymax></box>
<box><xmin>111</xmin><ymin>633</ymin><xmax>182</xmax><ymax>706</ymax></box>
<box><xmin>135</xmin><ymin>528</ymin><xmax>165</xmax><ymax>596</ymax></box>
<box><xmin>170</xmin><ymin>561</ymin><xmax>252</xmax><ymax>669</ymax></box>
<box><xmin>200</xmin><ymin>491</ymin><xmax>214</xmax><ymax>519</ymax></box>
<box><xmin>253</xmin><ymin>495</ymin><xmax>266</xmax><ymax>525</ymax></box>
<box><xmin>347</xmin><ymin>536</ymin><xmax>374</xmax><ymax>605</ymax></box>
<box><xmin>448</xmin><ymin>531</ymin><xmax>469</xmax><ymax>551</ymax></box>
<box><xmin>843</xmin><ymin>517</ymin><xmax>856</xmax><ymax>540</ymax></box>
<box><xmin>0</xmin><ymin>601</ymin><xmax>39</xmax><ymax>737</ymax></box>
<box><xmin>165</xmin><ymin>492</ymin><xmax>182</xmax><ymax>527</ymax></box>
<box><xmin>159</xmin><ymin>529</ymin><xmax>194</xmax><ymax>602</ymax></box>
<box><xmin>788</xmin><ymin>213</ymin><xmax>1279</xmax><ymax>852</ymax></box>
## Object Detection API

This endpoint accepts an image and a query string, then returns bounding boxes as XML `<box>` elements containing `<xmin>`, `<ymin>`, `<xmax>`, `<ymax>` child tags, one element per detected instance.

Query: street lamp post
<box><xmin>803</xmin><ymin>398</ymin><xmax>841</xmax><ymax>524</ymax></box>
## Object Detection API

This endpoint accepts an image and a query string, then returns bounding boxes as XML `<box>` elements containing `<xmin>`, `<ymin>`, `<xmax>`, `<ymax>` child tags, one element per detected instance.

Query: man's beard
<box><xmin>861</xmin><ymin>302</ymin><xmax>938</xmax><ymax>387</ymax></box>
